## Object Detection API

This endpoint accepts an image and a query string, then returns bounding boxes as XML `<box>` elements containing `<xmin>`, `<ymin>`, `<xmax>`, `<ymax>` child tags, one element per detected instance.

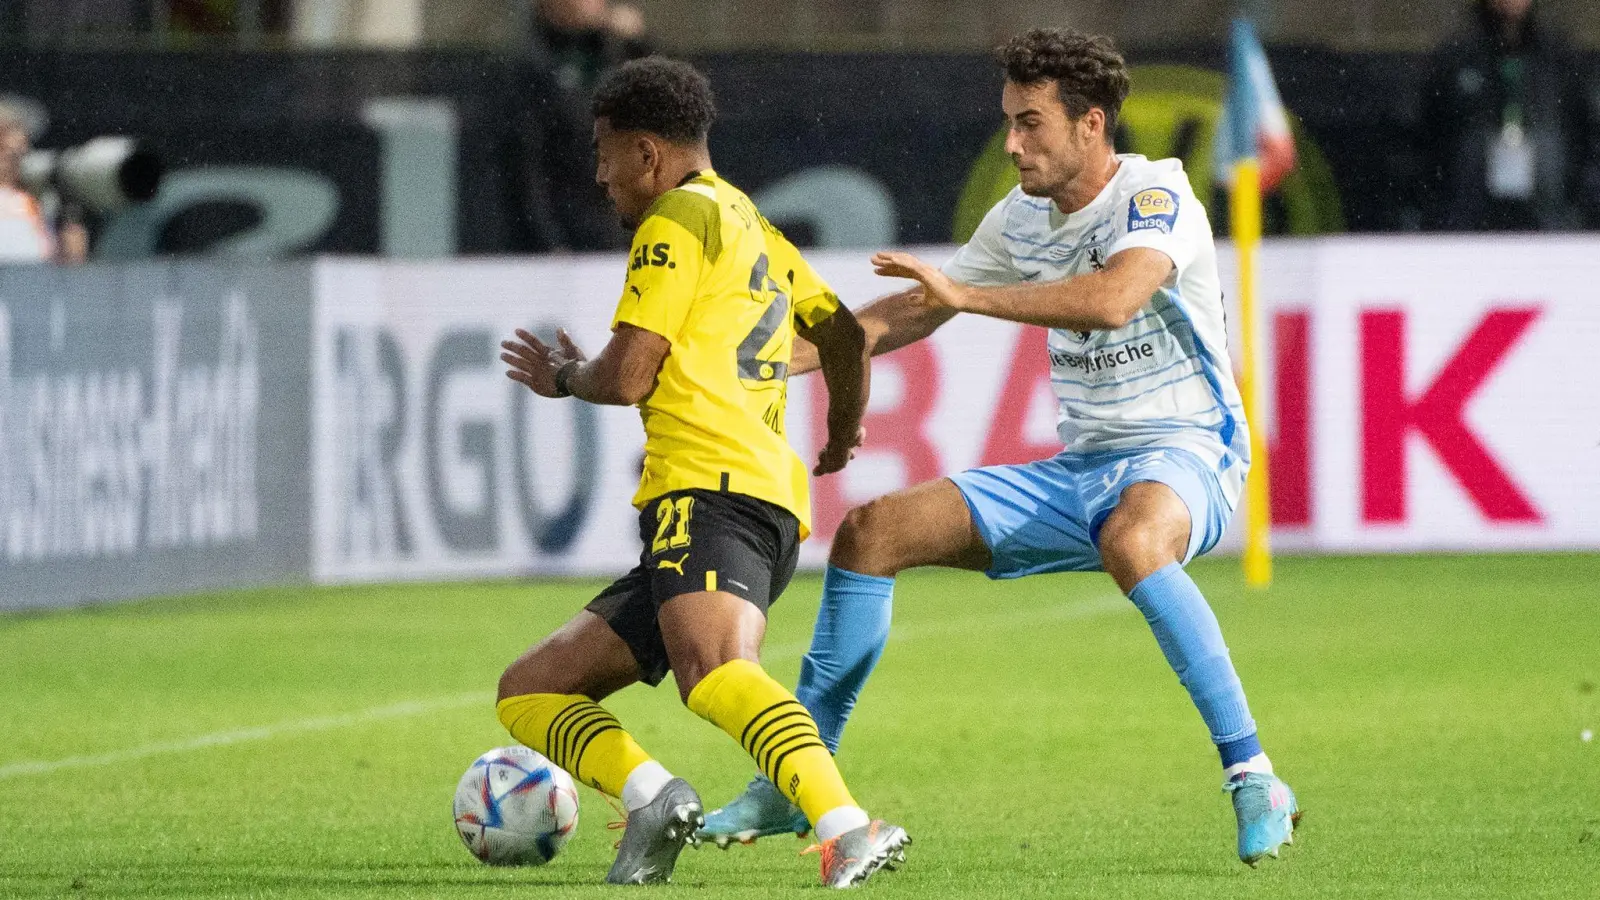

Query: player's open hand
<box><xmin>813</xmin><ymin>426</ymin><xmax>866</xmax><ymax>476</ymax></box>
<box><xmin>502</xmin><ymin>327</ymin><xmax>587</xmax><ymax>398</ymax></box>
<box><xmin>872</xmin><ymin>251</ymin><xmax>966</xmax><ymax>312</ymax></box>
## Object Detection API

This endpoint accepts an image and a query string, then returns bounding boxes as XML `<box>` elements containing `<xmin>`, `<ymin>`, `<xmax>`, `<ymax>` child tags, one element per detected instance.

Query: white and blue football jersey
<box><xmin>941</xmin><ymin>154</ymin><xmax>1249</xmax><ymax>503</ymax></box>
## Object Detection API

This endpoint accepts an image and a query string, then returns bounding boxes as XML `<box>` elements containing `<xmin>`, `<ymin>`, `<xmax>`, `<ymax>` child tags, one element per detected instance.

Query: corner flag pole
<box><xmin>1231</xmin><ymin>157</ymin><xmax>1272</xmax><ymax>588</ymax></box>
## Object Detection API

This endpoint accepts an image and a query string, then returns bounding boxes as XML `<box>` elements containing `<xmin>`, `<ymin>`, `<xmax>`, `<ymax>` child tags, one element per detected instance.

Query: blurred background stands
<box><xmin>0</xmin><ymin>0</ymin><xmax>1597</xmax><ymax>260</ymax></box>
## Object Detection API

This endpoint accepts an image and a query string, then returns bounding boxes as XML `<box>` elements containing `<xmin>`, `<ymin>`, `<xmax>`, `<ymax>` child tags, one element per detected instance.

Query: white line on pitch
<box><xmin>0</xmin><ymin>594</ymin><xmax>1128</xmax><ymax>781</ymax></box>
<box><xmin>0</xmin><ymin>691</ymin><xmax>493</xmax><ymax>781</ymax></box>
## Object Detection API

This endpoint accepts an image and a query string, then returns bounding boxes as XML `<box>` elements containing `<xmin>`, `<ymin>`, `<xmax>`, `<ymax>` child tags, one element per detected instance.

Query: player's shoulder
<box><xmin>973</xmin><ymin>185</ymin><xmax>1046</xmax><ymax>239</ymax></box>
<box><xmin>638</xmin><ymin>173</ymin><xmax>725</xmax><ymax>261</ymax></box>
<box><xmin>1114</xmin><ymin>154</ymin><xmax>1197</xmax><ymax>201</ymax></box>
<box><xmin>1112</xmin><ymin>155</ymin><xmax>1204</xmax><ymax>236</ymax></box>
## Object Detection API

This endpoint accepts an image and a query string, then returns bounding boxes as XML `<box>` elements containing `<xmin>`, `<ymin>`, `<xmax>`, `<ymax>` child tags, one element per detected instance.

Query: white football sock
<box><xmin>621</xmin><ymin>760</ymin><xmax>674</xmax><ymax>811</ymax></box>
<box><xmin>1223</xmin><ymin>752</ymin><xmax>1274</xmax><ymax>784</ymax></box>
<box><xmin>814</xmin><ymin>805</ymin><xmax>870</xmax><ymax>842</ymax></box>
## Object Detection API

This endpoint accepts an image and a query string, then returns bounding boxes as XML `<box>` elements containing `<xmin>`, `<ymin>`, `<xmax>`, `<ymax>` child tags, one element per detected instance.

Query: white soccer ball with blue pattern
<box><xmin>453</xmin><ymin>746</ymin><xmax>580</xmax><ymax>865</ymax></box>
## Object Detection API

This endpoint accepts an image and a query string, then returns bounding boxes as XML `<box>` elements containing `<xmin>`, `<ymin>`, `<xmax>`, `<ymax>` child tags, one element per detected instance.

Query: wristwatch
<box><xmin>553</xmin><ymin>360</ymin><xmax>579</xmax><ymax>398</ymax></box>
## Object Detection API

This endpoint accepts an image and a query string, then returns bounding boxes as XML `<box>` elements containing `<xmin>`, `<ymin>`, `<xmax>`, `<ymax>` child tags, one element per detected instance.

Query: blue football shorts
<box><xmin>948</xmin><ymin>446</ymin><xmax>1236</xmax><ymax>579</ymax></box>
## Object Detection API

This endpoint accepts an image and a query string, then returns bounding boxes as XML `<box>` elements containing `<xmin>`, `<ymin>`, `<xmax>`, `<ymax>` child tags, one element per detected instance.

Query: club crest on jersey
<box><xmin>1128</xmin><ymin>188</ymin><xmax>1179</xmax><ymax>235</ymax></box>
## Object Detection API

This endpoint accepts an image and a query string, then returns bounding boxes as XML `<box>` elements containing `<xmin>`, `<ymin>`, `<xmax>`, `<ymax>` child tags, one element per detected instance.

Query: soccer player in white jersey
<box><xmin>700</xmin><ymin>28</ymin><xmax>1300</xmax><ymax>866</ymax></box>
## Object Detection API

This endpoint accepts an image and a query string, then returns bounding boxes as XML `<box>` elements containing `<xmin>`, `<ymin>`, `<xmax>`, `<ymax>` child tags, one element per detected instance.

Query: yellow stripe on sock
<box><xmin>496</xmin><ymin>693</ymin><xmax>653</xmax><ymax>798</ymax></box>
<box><xmin>686</xmin><ymin>659</ymin><xmax>856</xmax><ymax>825</ymax></box>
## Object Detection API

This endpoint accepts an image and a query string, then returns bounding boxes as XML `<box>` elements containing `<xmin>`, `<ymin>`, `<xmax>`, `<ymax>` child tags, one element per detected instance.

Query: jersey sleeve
<box><xmin>610</xmin><ymin>212</ymin><xmax>707</xmax><ymax>343</ymax></box>
<box><xmin>1107</xmin><ymin>173</ymin><xmax>1203</xmax><ymax>273</ymax></box>
<box><xmin>787</xmin><ymin>251</ymin><xmax>841</xmax><ymax>329</ymax></box>
<box><xmin>940</xmin><ymin>193</ymin><xmax>1022</xmax><ymax>286</ymax></box>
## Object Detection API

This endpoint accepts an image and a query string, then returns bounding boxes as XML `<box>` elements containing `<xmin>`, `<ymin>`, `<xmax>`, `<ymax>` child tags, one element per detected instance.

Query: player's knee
<box><xmin>672</xmin><ymin>664</ymin><xmax>708</xmax><ymax>706</ymax></box>
<box><xmin>1098</xmin><ymin>515</ymin><xmax>1174</xmax><ymax>586</ymax></box>
<box><xmin>498</xmin><ymin>642</ymin><xmax>572</xmax><ymax>701</ymax></box>
<box><xmin>832</xmin><ymin>499</ymin><xmax>898</xmax><ymax>575</ymax></box>
<box><xmin>497</xmin><ymin>656</ymin><xmax>542</xmax><ymax>702</ymax></box>
<box><xmin>669</xmin><ymin>652</ymin><xmax>745</xmax><ymax>706</ymax></box>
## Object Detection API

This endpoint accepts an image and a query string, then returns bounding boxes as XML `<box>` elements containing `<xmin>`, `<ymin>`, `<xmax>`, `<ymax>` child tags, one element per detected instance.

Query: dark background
<box><xmin>3</xmin><ymin>44</ymin><xmax>1579</xmax><ymax>253</ymax></box>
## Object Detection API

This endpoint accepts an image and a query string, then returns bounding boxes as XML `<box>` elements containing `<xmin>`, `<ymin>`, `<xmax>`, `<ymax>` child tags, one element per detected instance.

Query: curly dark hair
<box><xmin>592</xmin><ymin>56</ymin><xmax>717</xmax><ymax>144</ymax></box>
<box><xmin>996</xmin><ymin>28</ymin><xmax>1130</xmax><ymax>138</ymax></box>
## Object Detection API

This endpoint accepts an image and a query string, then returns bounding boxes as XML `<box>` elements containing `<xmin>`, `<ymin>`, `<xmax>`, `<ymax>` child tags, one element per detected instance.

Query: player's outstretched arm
<box><xmin>791</xmin><ymin>285</ymin><xmax>957</xmax><ymax>376</ymax></box>
<box><xmin>872</xmin><ymin>247</ymin><xmax>1172</xmax><ymax>332</ymax></box>
<box><xmin>501</xmin><ymin>323</ymin><xmax>669</xmax><ymax>405</ymax></box>
<box><xmin>797</xmin><ymin>305</ymin><xmax>870</xmax><ymax>476</ymax></box>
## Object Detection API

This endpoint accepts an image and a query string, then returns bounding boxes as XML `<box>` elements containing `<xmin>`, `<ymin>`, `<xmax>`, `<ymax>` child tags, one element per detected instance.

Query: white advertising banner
<box><xmin>1273</xmin><ymin>236</ymin><xmax>1600</xmax><ymax>551</ymax></box>
<box><xmin>312</xmin><ymin>260</ymin><xmax>648</xmax><ymax>583</ymax></box>
<box><xmin>312</xmin><ymin>238</ymin><xmax>1600</xmax><ymax>583</ymax></box>
<box><xmin>803</xmin><ymin>237</ymin><xmax>1600</xmax><ymax>556</ymax></box>
<box><xmin>2</xmin><ymin>263</ymin><xmax>315</xmax><ymax>610</ymax></box>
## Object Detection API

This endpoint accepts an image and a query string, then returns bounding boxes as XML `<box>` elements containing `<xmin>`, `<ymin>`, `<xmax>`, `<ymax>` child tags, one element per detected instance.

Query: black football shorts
<box><xmin>586</xmin><ymin>488</ymin><xmax>800</xmax><ymax>686</ymax></box>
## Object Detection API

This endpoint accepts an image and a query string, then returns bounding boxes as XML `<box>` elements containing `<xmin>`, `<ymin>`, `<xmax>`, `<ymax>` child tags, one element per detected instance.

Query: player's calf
<box><xmin>1097</xmin><ymin>479</ymin><xmax>1291</xmax><ymax>859</ymax></box>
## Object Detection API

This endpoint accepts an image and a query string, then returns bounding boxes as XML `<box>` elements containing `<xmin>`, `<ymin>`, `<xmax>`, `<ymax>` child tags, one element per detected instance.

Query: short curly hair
<box><xmin>996</xmin><ymin>28</ymin><xmax>1130</xmax><ymax>138</ymax></box>
<box><xmin>592</xmin><ymin>56</ymin><xmax>717</xmax><ymax>144</ymax></box>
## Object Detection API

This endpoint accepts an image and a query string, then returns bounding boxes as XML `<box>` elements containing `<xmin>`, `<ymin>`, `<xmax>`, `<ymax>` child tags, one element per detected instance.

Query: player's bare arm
<box><xmin>501</xmin><ymin>322</ymin><xmax>669</xmax><ymax>405</ymax></box>
<box><xmin>872</xmin><ymin>246</ymin><xmax>1173</xmax><ymax>332</ymax></box>
<box><xmin>791</xmin><ymin>285</ymin><xmax>956</xmax><ymax>376</ymax></box>
<box><xmin>797</xmin><ymin>303</ymin><xmax>870</xmax><ymax>475</ymax></box>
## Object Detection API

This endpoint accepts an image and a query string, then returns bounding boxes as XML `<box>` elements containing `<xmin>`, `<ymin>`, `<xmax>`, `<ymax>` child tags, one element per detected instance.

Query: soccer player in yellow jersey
<box><xmin>495</xmin><ymin>57</ymin><xmax>909</xmax><ymax>888</ymax></box>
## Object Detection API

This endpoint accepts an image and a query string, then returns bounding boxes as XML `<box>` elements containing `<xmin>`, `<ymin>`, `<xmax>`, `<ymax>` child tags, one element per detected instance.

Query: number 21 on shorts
<box><xmin>652</xmin><ymin>496</ymin><xmax>694</xmax><ymax>554</ymax></box>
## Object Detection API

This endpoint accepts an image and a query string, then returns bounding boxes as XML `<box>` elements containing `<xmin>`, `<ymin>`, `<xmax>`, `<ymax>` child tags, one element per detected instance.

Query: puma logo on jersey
<box><xmin>656</xmin><ymin>553</ymin><xmax>689</xmax><ymax>575</ymax></box>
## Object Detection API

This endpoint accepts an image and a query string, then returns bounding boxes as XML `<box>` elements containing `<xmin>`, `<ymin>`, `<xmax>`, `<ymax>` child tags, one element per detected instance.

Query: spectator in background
<box><xmin>1417</xmin><ymin>0</ymin><xmax>1600</xmax><ymax>230</ymax></box>
<box><xmin>0</xmin><ymin>106</ymin><xmax>86</xmax><ymax>265</ymax></box>
<box><xmin>530</xmin><ymin>0</ymin><xmax>654</xmax><ymax>96</ymax></box>
<box><xmin>518</xmin><ymin>0</ymin><xmax>655</xmax><ymax>251</ymax></box>
<box><xmin>0</xmin><ymin>109</ymin><xmax>50</xmax><ymax>263</ymax></box>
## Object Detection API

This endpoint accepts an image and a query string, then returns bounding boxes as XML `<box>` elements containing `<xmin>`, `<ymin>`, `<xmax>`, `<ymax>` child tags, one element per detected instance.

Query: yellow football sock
<box><xmin>686</xmin><ymin>659</ymin><xmax>858</xmax><ymax>825</ymax></box>
<box><xmin>496</xmin><ymin>693</ymin><xmax>653</xmax><ymax>798</ymax></box>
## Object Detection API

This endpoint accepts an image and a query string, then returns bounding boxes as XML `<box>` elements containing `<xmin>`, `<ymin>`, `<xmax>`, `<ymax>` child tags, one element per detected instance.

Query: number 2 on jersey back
<box><xmin>737</xmin><ymin>253</ymin><xmax>790</xmax><ymax>386</ymax></box>
<box><xmin>652</xmin><ymin>495</ymin><xmax>694</xmax><ymax>554</ymax></box>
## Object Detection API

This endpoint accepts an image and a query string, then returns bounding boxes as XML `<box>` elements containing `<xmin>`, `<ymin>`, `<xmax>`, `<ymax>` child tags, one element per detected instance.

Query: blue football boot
<box><xmin>695</xmin><ymin>774</ymin><xmax>811</xmax><ymax>848</ymax></box>
<box><xmin>1225</xmin><ymin>771</ymin><xmax>1301</xmax><ymax>866</ymax></box>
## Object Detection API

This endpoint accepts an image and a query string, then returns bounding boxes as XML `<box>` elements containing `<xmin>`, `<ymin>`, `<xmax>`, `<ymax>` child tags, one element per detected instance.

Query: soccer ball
<box><xmin>453</xmin><ymin>746</ymin><xmax>580</xmax><ymax>866</ymax></box>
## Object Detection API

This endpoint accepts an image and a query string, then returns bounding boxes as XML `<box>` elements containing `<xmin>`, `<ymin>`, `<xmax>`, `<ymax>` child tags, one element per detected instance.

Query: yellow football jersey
<box><xmin>610</xmin><ymin>169</ymin><xmax>839</xmax><ymax>538</ymax></box>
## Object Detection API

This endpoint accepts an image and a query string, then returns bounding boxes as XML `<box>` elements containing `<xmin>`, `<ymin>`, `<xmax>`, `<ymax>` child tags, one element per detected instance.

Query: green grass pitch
<box><xmin>3</xmin><ymin>554</ymin><xmax>1597</xmax><ymax>898</ymax></box>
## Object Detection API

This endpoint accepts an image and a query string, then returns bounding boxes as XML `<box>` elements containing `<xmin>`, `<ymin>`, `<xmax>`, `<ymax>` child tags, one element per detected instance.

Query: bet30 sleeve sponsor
<box><xmin>1109</xmin><ymin>179</ymin><xmax>1202</xmax><ymax>273</ymax></box>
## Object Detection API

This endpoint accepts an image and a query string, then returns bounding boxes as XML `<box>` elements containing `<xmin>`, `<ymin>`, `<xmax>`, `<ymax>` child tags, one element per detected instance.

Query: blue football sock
<box><xmin>1127</xmin><ymin>563</ymin><xmax>1261</xmax><ymax>768</ymax></box>
<box><xmin>791</xmin><ymin>565</ymin><xmax>895</xmax><ymax>753</ymax></box>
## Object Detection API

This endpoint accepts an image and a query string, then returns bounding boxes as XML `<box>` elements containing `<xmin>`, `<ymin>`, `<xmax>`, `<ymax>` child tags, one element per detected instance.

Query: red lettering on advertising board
<box><xmin>809</xmin><ymin>341</ymin><xmax>943</xmax><ymax>539</ymax></box>
<box><xmin>1270</xmin><ymin>311</ymin><xmax>1312</xmax><ymax>527</ymax></box>
<box><xmin>1360</xmin><ymin>308</ymin><xmax>1542</xmax><ymax>523</ymax></box>
<box><xmin>979</xmin><ymin>326</ymin><xmax>1059</xmax><ymax>467</ymax></box>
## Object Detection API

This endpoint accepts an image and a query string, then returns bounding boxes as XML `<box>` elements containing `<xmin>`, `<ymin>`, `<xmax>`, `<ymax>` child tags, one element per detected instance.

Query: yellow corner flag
<box><xmin>1231</xmin><ymin>158</ymin><xmax>1272</xmax><ymax>589</ymax></box>
<box><xmin>1217</xmin><ymin>17</ymin><xmax>1293</xmax><ymax>589</ymax></box>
